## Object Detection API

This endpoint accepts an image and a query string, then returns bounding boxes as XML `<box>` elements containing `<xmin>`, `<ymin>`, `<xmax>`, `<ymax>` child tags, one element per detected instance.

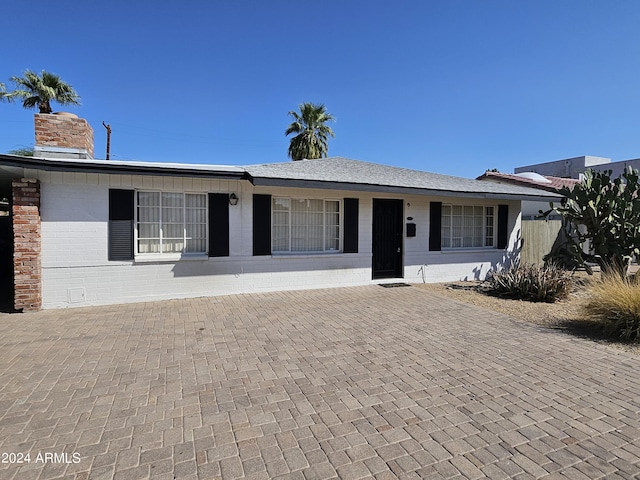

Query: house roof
<box><xmin>246</xmin><ymin>157</ymin><xmax>561</xmax><ymax>200</ymax></box>
<box><xmin>0</xmin><ymin>154</ymin><xmax>247</xmax><ymax>179</ymax></box>
<box><xmin>0</xmin><ymin>154</ymin><xmax>561</xmax><ymax>201</ymax></box>
<box><xmin>476</xmin><ymin>170</ymin><xmax>580</xmax><ymax>193</ymax></box>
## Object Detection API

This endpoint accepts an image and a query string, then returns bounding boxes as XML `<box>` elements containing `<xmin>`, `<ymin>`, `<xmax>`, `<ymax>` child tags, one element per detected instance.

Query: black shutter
<box><xmin>343</xmin><ymin>198</ymin><xmax>359</xmax><ymax>253</ymax></box>
<box><xmin>209</xmin><ymin>193</ymin><xmax>229</xmax><ymax>257</ymax></box>
<box><xmin>429</xmin><ymin>201</ymin><xmax>442</xmax><ymax>251</ymax></box>
<box><xmin>497</xmin><ymin>204</ymin><xmax>509</xmax><ymax>249</ymax></box>
<box><xmin>253</xmin><ymin>194</ymin><xmax>271</xmax><ymax>256</ymax></box>
<box><xmin>109</xmin><ymin>189</ymin><xmax>134</xmax><ymax>261</ymax></box>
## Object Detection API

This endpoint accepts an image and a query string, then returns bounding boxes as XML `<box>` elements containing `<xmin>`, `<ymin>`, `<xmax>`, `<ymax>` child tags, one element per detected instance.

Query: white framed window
<box><xmin>272</xmin><ymin>197</ymin><xmax>341</xmax><ymax>253</ymax></box>
<box><xmin>441</xmin><ymin>204</ymin><xmax>495</xmax><ymax>248</ymax></box>
<box><xmin>136</xmin><ymin>192</ymin><xmax>207</xmax><ymax>255</ymax></box>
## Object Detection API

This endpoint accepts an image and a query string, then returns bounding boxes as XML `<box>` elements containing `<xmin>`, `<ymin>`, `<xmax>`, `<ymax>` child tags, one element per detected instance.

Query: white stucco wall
<box><xmin>402</xmin><ymin>195</ymin><xmax>521</xmax><ymax>284</ymax></box>
<box><xmin>30</xmin><ymin>169</ymin><xmax>522</xmax><ymax>308</ymax></box>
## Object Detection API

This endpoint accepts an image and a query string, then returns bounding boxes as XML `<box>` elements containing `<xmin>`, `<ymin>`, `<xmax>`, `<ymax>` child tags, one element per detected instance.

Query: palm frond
<box><xmin>0</xmin><ymin>82</ymin><xmax>13</xmax><ymax>103</ymax></box>
<box><xmin>22</xmin><ymin>97</ymin><xmax>39</xmax><ymax>109</ymax></box>
<box><xmin>285</xmin><ymin>120</ymin><xmax>303</xmax><ymax>136</ymax></box>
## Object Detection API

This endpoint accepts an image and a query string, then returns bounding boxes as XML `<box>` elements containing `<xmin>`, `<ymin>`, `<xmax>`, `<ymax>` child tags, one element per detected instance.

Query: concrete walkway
<box><xmin>0</xmin><ymin>285</ymin><xmax>639</xmax><ymax>479</ymax></box>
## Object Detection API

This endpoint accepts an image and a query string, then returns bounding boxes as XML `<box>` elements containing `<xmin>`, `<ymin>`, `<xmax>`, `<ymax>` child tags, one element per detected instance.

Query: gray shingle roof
<box><xmin>0</xmin><ymin>153</ymin><xmax>561</xmax><ymax>201</ymax></box>
<box><xmin>245</xmin><ymin>157</ymin><xmax>561</xmax><ymax>200</ymax></box>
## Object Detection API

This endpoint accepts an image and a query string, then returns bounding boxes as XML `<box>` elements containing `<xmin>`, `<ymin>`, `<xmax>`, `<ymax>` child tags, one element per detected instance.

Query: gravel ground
<box><xmin>414</xmin><ymin>273</ymin><xmax>640</xmax><ymax>357</ymax></box>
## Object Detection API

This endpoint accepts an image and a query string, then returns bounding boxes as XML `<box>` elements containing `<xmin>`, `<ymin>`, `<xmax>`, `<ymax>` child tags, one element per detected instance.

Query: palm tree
<box><xmin>9</xmin><ymin>70</ymin><xmax>80</xmax><ymax>113</ymax></box>
<box><xmin>285</xmin><ymin>102</ymin><xmax>335</xmax><ymax>160</ymax></box>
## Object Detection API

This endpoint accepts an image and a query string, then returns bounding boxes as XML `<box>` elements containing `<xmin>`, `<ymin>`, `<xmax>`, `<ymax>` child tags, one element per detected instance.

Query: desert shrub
<box><xmin>486</xmin><ymin>263</ymin><xmax>572</xmax><ymax>303</ymax></box>
<box><xmin>582</xmin><ymin>274</ymin><xmax>640</xmax><ymax>341</ymax></box>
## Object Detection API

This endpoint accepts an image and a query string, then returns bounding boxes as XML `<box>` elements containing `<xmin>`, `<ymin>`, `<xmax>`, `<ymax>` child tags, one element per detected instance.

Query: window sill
<box><xmin>134</xmin><ymin>254</ymin><xmax>209</xmax><ymax>263</ymax></box>
<box><xmin>271</xmin><ymin>251</ymin><xmax>343</xmax><ymax>258</ymax></box>
<box><xmin>440</xmin><ymin>247</ymin><xmax>497</xmax><ymax>254</ymax></box>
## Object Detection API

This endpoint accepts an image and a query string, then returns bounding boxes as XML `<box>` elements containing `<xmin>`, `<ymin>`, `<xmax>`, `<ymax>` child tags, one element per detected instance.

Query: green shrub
<box><xmin>582</xmin><ymin>274</ymin><xmax>640</xmax><ymax>341</ymax></box>
<box><xmin>486</xmin><ymin>263</ymin><xmax>572</xmax><ymax>303</ymax></box>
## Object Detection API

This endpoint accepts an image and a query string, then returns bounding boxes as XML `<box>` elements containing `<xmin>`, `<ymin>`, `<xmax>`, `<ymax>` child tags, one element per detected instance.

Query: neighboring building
<box><xmin>476</xmin><ymin>171</ymin><xmax>579</xmax><ymax>218</ymax></box>
<box><xmin>515</xmin><ymin>155</ymin><xmax>640</xmax><ymax>180</ymax></box>
<box><xmin>0</xmin><ymin>115</ymin><xmax>559</xmax><ymax>310</ymax></box>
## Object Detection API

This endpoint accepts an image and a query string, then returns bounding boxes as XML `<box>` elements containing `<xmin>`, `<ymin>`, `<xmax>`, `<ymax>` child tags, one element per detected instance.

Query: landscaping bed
<box><xmin>414</xmin><ymin>271</ymin><xmax>640</xmax><ymax>357</ymax></box>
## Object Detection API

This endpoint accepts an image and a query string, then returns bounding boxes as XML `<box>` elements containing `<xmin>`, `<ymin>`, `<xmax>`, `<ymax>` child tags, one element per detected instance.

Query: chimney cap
<box><xmin>52</xmin><ymin>112</ymin><xmax>79</xmax><ymax>118</ymax></box>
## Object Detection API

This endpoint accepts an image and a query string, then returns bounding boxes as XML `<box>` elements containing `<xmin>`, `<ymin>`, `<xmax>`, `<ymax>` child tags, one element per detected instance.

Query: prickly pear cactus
<box><xmin>540</xmin><ymin>167</ymin><xmax>640</xmax><ymax>277</ymax></box>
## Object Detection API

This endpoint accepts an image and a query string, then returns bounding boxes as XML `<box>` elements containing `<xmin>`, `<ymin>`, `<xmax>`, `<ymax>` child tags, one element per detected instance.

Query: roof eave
<box><xmin>0</xmin><ymin>154</ymin><xmax>249</xmax><ymax>180</ymax></box>
<box><xmin>250</xmin><ymin>177</ymin><xmax>562</xmax><ymax>201</ymax></box>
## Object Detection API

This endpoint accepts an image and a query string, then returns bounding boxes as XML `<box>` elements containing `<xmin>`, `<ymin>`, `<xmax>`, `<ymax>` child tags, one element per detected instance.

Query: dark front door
<box><xmin>0</xmin><ymin>188</ymin><xmax>13</xmax><ymax>311</ymax></box>
<box><xmin>372</xmin><ymin>199</ymin><xmax>403</xmax><ymax>279</ymax></box>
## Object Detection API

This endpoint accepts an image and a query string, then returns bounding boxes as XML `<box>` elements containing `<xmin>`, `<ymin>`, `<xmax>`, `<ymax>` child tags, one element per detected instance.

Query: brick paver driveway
<box><xmin>1</xmin><ymin>286</ymin><xmax>639</xmax><ymax>479</ymax></box>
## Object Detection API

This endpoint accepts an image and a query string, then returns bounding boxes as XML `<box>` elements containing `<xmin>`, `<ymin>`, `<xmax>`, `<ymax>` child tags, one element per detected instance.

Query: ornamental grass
<box><xmin>582</xmin><ymin>273</ymin><xmax>640</xmax><ymax>341</ymax></box>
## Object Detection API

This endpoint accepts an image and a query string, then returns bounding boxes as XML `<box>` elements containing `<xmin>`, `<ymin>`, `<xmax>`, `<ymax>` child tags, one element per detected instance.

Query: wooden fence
<box><xmin>520</xmin><ymin>219</ymin><xmax>562</xmax><ymax>265</ymax></box>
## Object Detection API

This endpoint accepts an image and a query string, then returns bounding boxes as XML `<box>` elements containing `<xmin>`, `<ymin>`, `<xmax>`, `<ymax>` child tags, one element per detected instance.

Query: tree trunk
<box><xmin>38</xmin><ymin>101</ymin><xmax>52</xmax><ymax>114</ymax></box>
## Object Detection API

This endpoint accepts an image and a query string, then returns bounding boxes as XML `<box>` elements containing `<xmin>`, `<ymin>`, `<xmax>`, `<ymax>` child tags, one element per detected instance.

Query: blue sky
<box><xmin>1</xmin><ymin>0</ymin><xmax>639</xmax><ymax>177</ymax></box>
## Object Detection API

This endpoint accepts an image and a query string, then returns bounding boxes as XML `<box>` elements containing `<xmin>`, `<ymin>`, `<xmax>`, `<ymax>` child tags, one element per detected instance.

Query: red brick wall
<box><xmin>34</xmin><ymin>113</ymin><xmax>94</xmax><ymax>158</ymax></box>
<box><xmin>12</xmin><ymin>178</ymin><xmax>41</xmax><ymax>311</ymax></box>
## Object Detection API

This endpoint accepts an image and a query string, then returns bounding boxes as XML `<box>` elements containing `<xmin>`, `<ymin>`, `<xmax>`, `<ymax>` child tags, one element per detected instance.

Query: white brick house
<box><xmin>0</xmin><ymin>115</ymin><xmax>559</xmax><ymax>310</ymax></box>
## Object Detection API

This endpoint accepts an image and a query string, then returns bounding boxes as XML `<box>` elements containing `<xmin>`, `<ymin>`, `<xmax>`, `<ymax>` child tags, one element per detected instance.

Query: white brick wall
<box><xmin>35</xmin><ymin>171</ymin><xmax>522</xmax><ymax>308</ymax></box>
<box><xmin>403</xmin><ymin>196</ymin><xmax>522</xmax><ymax>283</ymax></box>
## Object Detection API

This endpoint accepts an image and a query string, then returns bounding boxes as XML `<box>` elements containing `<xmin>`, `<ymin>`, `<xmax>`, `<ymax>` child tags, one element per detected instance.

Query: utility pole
<box><xmin>102</xmin><ymin>122</ymin><xmax>112</xmax><ymax>160</ymax></box>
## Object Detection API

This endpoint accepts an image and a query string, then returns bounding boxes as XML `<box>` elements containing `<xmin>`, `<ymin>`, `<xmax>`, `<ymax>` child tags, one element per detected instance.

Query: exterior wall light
<box><xmin>229</xmin><ymin>193</ymin><xmax>239</xmax><ymax>206</ymax></box>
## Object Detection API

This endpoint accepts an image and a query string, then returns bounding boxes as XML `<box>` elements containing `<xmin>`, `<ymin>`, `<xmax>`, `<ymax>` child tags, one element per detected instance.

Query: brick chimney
<box><xmin>34</xmin><ymin>113</ymin><xmax>94</xmax><ymax>159</ymax></box>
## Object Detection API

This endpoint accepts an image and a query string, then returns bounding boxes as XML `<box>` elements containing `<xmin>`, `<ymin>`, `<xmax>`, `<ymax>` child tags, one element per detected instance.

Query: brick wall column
<box><xmin>12</xmin><ymin>178</ymin><xmax>41</xmax><ymax>311</ymax></box>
